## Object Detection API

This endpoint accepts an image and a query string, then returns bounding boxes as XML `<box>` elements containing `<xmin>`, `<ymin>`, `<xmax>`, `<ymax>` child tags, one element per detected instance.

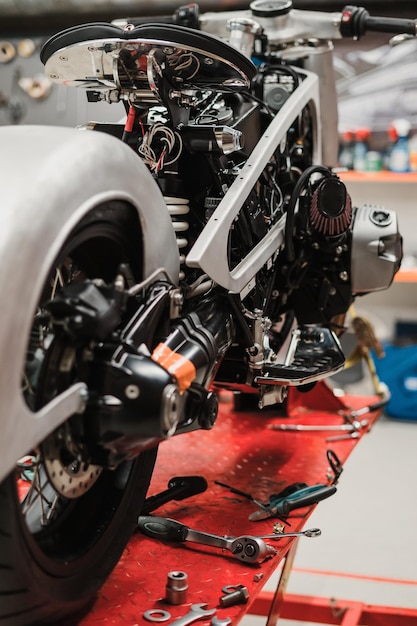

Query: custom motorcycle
<box><xmin>0</xmin><ymin>2</ymin><xmax>410</xmax><ymax>624</ymax></box>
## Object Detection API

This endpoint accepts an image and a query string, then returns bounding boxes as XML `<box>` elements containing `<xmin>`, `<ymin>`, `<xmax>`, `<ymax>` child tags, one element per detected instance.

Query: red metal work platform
<box><xmin>79</xmin><ymin>383</ymin><xmax>417</xmax><ymax>625</ymax></box>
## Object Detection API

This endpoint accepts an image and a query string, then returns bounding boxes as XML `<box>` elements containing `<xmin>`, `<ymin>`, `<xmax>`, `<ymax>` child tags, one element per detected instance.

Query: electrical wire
<box><xmin>138</xmin><ymin>123</ymin><xmax>183</xmax><ymax>172</ymax></box>
<box><xmin>285</xmin><ymin>165</ymin><xmax>332</xmax><ymax>262</ymax></box>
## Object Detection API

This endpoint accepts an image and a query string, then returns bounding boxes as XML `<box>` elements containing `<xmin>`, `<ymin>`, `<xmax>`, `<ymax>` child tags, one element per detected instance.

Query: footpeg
<box><xmin>255</xmin><ymin>327</ymin><xmax>345</xmax><ymax>386</ymax></box>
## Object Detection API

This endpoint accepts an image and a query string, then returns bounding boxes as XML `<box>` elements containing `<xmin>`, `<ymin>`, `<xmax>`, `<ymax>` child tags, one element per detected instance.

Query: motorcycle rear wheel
<box><xmin>0</xmin><ymin>202</ymin><xmax>157</xmax><ymax>626</ymax></box>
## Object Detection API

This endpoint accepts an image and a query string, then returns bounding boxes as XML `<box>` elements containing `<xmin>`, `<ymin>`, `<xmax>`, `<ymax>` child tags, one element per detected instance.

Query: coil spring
<box><xmin>164</xmin><ymin>196</ymin><xmax>190</xmax><ymax>280</ymax></box>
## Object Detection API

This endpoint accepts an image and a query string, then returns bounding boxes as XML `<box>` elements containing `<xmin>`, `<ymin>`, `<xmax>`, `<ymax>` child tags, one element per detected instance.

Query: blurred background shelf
<box><xmin>340</xmin><ymin>171</ymin><xmax>417</xmax><ymax>183</ymax></box>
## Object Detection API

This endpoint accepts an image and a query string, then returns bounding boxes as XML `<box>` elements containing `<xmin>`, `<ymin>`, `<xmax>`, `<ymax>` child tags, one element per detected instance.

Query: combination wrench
<box><xmin>170</xmin><ymin>603</ymin><xmax>216</xmax><ymax>626</ymax></box>
<box><xmin>137</xmin><ymin>516</ymin><xmax>320</xmax><ymax>563</ymax></box>
<box><xmin>259</xmin><ymin>528</ymin><xmax>321</xmax><ymax>539</ymax></box>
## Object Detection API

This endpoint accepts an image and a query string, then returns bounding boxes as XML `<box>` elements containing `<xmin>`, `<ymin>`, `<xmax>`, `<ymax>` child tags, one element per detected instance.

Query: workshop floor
<box><xmin>242</xmin><ymin>407</ymin><xmax>417</xmax><ymax>625</ymax></box>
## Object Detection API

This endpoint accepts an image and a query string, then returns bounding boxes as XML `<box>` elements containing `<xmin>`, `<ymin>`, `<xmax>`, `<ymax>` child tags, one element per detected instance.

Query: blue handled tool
<box><xmin>249</xmin><ymin>483</ymin><xmax>337</xmax><ymax>521</ymax></box>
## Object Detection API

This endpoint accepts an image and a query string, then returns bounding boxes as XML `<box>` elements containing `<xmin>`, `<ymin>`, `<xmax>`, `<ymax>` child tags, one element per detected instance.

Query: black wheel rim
<box><xmin>17</xmin><ymin>208</ymin><xmax>143</xmax><ymax>568</ymax></box>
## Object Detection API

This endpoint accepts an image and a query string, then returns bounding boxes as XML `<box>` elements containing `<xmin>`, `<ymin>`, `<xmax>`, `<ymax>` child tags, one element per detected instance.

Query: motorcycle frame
<box><xmin>186</xmin><ymin>67</ymin><xmax>321</xmax><ymax>296</ymax></box>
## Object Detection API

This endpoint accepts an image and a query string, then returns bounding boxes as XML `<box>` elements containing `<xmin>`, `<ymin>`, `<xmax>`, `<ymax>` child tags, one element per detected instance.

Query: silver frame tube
<box><xmin>186</xmin><ymin>68</ymin><xmax>321</xmax><ymax>295</ymax></box>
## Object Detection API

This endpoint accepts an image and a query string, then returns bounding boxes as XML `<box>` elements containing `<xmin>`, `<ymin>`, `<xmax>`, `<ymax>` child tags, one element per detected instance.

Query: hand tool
<box><xmin>214</xmin><ymin>480</ymin><xmax>290</xmax><ymax>525</ymax></box>
<box><xmin>249</xmin><ymin>483</ymin><xmax>337</xmax><ymax>520</ymax></box>
<box><xmin>259</xmin><ymin>527</ymin><xmax>321</xmax><ymax>539</ymax></box>
<box><xmin>327</xmin><ymin>449</ymin><xmax>343</xmax><ymax>484</ymax></box>
<box><xmin>326</xmin><ymin>431</ymin><xmax>360</xmax><ymax>442</ymax></box>
<box><xmin>269</xmin><ymin>388</ymin><xmax>390</xmax><ymax>436</ymax></box>
<box><xmin>137</xmin><ymin>515</ymin><xmax>276</xmax><ymax>563</ymax></box>
<box><xmin>169</xmin><ymin>603</ymin><xmax>217</xmax><ymax>626</ymax></box>
<box><xmin>211</xmin><ymin>618</ymin><xmax>232</xmax><ymax>626</ymax></box>
<box><xmin>270</xmin><ymin>419</ymin><xmax>368</xmax><ymax>433</ymax></box>
<box><xmin>222</xmin><ymin>584</ymin><xmax>245</xmax><ymax>594</ymax></box>
<box><xmin>340</xmin><ymin>396</ymin><xmax>389</xmax><ymax>421</ymax></box>
<box><xmin>325</xmin><ymin>395</ymin><xmax>389</xmax><ymax>438</ymax></box>
<box><xmin>141</xmin><ymin>476</ymin><xmax>208</xmax><ymax>515</ymax></box>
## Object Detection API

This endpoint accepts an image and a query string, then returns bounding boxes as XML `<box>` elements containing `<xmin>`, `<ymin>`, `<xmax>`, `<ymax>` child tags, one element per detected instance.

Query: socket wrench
<box><xmin>137</xmin><ymin>515</ymin><xmax>276</xmax><ymax>563</ymax></box>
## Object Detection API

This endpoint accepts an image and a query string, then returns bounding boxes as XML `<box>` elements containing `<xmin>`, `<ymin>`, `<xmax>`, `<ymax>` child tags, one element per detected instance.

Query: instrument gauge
<box><xmin>250</xmin><ymin>0</ymin><xmax>293</xmax><ymax>18</ymax></box>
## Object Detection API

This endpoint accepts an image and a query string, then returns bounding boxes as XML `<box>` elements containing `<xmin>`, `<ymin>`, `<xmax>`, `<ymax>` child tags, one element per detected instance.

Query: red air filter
<box><xmin>310</xmin><ymin>177</ymin><xmax>352</xmax><ymax>236</ymax></box>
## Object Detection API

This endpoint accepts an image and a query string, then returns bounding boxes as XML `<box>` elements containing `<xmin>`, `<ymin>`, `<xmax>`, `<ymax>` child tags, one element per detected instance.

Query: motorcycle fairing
<box><xmin>0</xmin><ymin>125</ymin><xmax>179</xmax><ymax>483</ymax></box>
<box><xmin>186</xmin><ymin>68</ymin><xmax>321</xmax><ymax>295</ymax></box>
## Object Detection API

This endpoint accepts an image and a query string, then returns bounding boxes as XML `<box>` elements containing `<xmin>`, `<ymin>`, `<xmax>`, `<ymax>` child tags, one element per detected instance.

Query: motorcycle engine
<box><xmin>123</xmin><ymin>50</ymin><xmax>402</xmax><ymax>404</ymax></box>
<box><xmin>274</xmin><ymin>173</ymin><xmax>402</xmax><ymax>326</ymax></box>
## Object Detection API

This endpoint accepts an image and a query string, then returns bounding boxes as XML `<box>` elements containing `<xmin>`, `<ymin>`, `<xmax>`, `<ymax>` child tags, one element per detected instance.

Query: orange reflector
<box><xmin>151</xmin><ymin>343</ymin><xmax>196</xmax><ymax>393</ymax></box>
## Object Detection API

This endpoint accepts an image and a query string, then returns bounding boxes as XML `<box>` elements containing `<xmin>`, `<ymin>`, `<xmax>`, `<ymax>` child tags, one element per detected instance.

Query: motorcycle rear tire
<box><xmin>0</xmin><ymin>451</ymin><xmax>157</xmax><ymax>626</ymax></box>
<box><xmin>0</xmin><ymin>203</ymin><xmax>158</xmax><ymax>626</ymax></box>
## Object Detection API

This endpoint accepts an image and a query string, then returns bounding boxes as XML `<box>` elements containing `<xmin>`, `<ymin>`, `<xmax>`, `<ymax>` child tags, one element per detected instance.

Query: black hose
<box><xmin>284</xmin><ymin>165</ymin><xmax>332</xmax><ymax>262</ymax></box>
<box><xmin>227</xmin><ymin>294</ymin><xmax>256</xmax><ymax>348</ymax></box>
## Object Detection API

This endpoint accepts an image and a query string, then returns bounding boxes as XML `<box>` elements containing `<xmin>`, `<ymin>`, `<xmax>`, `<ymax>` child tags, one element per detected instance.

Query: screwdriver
<box><xmin>249</xmin><ymin>483</ymin><xmax>337</xmax><ymax>521</ymax></box>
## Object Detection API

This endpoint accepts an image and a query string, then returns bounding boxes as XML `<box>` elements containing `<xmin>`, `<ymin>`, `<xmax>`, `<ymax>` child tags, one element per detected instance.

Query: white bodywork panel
<box><xmin>0</xmin><ymin>125</ymin><xmax>179</xmax><ymax>482</ymax></box>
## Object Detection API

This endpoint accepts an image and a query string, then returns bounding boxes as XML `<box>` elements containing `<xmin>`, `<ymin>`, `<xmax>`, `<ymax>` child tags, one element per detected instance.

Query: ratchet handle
<box><xmin>137</xmin><ymin>515</ymin><xmax>189</xmax><ymax>542</ymax></box>
<box><xmin>340</xmin><ymin>6</ymin><xmax>417</xmax><ymax>39</ymax></box>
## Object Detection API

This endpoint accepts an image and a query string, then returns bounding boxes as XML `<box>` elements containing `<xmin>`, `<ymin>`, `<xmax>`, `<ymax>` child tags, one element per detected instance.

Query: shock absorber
<box><xmin>164</xmin><ymin>196</ymin><xmax>190</xmax><ymax>280</ymax></box>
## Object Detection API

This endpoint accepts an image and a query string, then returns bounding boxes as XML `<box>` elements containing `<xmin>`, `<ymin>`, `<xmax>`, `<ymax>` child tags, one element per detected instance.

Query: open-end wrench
<box><xmin>211</xmin><ymin>618</ymin><xmax>232</xmax><ymax>626</ymax></box>
<box><xmin>169</xmin><ymin>603</ymin><xmax>216</xmax><ymax>626</ymax></box>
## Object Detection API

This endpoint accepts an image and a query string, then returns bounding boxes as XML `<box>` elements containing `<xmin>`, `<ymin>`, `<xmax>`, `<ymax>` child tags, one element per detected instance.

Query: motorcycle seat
<box><xmin>41</xmin><ymin>22</ymin><xmax>256</xmax><ymax>89</ymax></box>
<box><xmin>40</xmin><ymin>23</ymin><xmax>124</xmax><ymax>65</ymax></box>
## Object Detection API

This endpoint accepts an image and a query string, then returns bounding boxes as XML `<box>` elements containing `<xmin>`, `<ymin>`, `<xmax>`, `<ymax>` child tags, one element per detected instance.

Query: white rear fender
<box><xmin>0</xmin><ymin>125</ymin><xmax>179</xmax><ymax>481</ymax></box>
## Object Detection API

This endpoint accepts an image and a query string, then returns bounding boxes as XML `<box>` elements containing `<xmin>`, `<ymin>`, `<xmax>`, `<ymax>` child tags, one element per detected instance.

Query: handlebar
<box><xmin>113</xmin><ymin>2</ymin><xmax>416</xmax><ymax>44</ymax></box>
<box><xmin>113</xmin><ymin>3</ymin><xmax>200</xmax><ymax>30</ymax></box>
<box><xmin>340</xmin><ymin>5</ymin><xmax>417</xmax><ymax>38</ymax></box>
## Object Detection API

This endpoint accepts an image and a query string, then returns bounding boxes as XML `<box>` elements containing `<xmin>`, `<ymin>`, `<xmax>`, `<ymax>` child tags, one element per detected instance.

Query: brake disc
<box><xmin>42</xmin><ymin>426</ymin><xmax>102</xmax><ymax>499</ymax></box>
